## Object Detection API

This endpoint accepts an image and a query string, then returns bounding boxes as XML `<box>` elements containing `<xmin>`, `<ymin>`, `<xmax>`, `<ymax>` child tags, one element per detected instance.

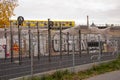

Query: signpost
<box><xmin>17</xmin><ymin>16</ymin><xmax>24</xmax><ymax>65</ymax></box>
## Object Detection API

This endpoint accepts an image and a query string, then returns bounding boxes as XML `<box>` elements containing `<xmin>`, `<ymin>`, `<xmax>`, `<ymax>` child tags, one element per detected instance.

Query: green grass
<box><xmin>21</xmin><ymin>55</ymin><xmax>120</xmax><ymax>80</ymax></box>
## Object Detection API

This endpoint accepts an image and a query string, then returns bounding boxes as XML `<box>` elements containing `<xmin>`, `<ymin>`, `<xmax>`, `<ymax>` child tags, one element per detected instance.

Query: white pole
<box><xmin>98</xmin><ymin>36</ymin><xmax>101</xmax><ymax>61</ymax></box>
<box><xmin>31</xmin><ymin>35</ymin><xmax>33</xmax><ymax>78</ymax></box>
<box><xmin>72</xmin><ymin>36</ymin><xmax>75</xmax><ymax>72</ymax></box>
<box><xmin>116</xmin><ymin>40</ymin><xmax>119</xmax><ymax>56</ymax></box>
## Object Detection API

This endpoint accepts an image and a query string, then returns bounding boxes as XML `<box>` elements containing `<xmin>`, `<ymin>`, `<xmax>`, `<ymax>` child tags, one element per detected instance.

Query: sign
<box><xmin>88</xmin><ymin>42</ymin><xmax>99</xmax><ymax>47</ymax></box>
<box><xmin>17</xmin><ymin>16</ymin><xmax>24</xmax><ymax>25</ymax></box>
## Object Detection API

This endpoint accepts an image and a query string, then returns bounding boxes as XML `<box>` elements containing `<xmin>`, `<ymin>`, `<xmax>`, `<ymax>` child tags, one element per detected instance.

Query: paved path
<box><xmin>87</xmin><ymin>70</ymin><xmax>120</xmax><ymax>80</ymax></box>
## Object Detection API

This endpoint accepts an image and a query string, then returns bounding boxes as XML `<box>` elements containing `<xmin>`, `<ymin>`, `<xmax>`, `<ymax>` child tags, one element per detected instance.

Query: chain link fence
<box><xmin>0</xmin><ymin>24</ymin><xmax>120</xmax><ymax>80</ymax></box>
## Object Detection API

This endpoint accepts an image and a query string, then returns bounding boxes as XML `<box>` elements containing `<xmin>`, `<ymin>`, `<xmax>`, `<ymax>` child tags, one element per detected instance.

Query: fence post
<box><xmin>36</xmin><ymin>22</ymin><xmax>40</xmax><ymax>59</ymax></box>
<box><xmin>48</xmin><ymin>19</ymin><xmax>51</xmax><ymax>62</ymax></box>
<box><xmin>4</xmin><ymin>25</ymin><xmax>7</xmax><ymax>60</ymax></box>
<box><xmin>86</xmin><ymin>35</ymin><xmax>89</xmax><ymax>54</ymax></box>
<box><xmin>79</xmin><ymin>30</ymin><xmax>81</xmax><ymax>57</ymax></box>
<box><xmin>67</xmin><ymin>32</ymin><xmax>69</xmax><ymax>55</ymax></box>
<box><xmin>60</xmin><ymin>22</ymin><xmax>62</xmax><ymax>59</ymax></box>
<box><xmin>72</xmin><ymin>35</ymin><xmax>75</xmax><ymax>72</ymax></box>
<box><xmin>10</xmin><ymin>21</ymin><xmax>13</xmax><ymax>62</ymax></box>
<box><xmin>31</xmin><ymin>42</ymin><xmax>34</xmax><ymax>79</ymax></box>
<box><xmin>118</xmin><ymin>38</ymin><xmax>120</xmax><ymax>56</ymax></box>
<box><xmin>116</xmin><ymin>40</ymin><xmax>119</xmax><ymax>56</ymax></box>
<box><xmin>28</xmin><ymin>23</ymin><xmax>31</xmax><ymax>59</ymax></box>
<box><xmin>98</xmin><ymin>36</ymin><xmax>101</xmax><ymax>61</ymax></box>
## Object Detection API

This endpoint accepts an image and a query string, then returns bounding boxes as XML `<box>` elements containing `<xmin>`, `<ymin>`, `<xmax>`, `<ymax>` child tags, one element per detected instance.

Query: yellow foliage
<box><xmin>0</xmin><ymin>0</ymin><xmax>18</xmax><ymax>28</ymax></box>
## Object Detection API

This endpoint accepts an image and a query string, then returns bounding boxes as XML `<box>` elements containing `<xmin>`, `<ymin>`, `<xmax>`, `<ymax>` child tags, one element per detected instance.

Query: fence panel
<box><xmin>0</xmin><ymin>26</ymin><xmax>119</xmax><ymax>79</ymax></box>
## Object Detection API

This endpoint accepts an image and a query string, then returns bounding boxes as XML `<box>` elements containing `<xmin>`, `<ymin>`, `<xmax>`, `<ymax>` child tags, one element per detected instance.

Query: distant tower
<box><xmin>87</xmin><ymin>15</ymin><xmax>89</xmax><ymax>27</ymax></box>
<box><xmin>91</xmin><ymin>22</ymin><xmax>96</xmax><ymax>27</ymax></box>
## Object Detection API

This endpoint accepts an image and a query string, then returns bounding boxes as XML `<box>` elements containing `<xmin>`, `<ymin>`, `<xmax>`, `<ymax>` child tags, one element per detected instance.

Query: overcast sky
<box><xmin>11</xmin><ymin>0</ymin><xmax>120</xmax><ymax>24</ymax></box>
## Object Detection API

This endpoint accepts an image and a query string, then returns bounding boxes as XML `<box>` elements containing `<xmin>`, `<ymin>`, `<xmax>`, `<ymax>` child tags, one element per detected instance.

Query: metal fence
<box><xmin>0</xmin><ymin>23</ymin><xmax>120</xmax><ymax>80</ymax></box>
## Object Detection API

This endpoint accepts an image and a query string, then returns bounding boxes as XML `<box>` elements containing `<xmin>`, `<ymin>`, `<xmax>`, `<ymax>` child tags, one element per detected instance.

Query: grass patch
<box><xmin>21</xmin><ymin>55</ymin><xmax>120</xmax><ymax>80</ymax></box>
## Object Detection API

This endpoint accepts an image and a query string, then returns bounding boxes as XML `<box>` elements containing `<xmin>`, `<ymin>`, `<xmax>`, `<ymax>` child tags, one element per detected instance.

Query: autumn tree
<box><xmin>0</xmin><ymin>0</ymin><xmax>18</xmax><ymax>28</ymax></box>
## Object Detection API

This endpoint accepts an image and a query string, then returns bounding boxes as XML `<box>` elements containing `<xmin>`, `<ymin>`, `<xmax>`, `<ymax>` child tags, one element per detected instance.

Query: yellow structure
<box><xmin>10</xmin><ymin>20</ymin><xmax>75</xmax><ymax>28</ymax></box>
